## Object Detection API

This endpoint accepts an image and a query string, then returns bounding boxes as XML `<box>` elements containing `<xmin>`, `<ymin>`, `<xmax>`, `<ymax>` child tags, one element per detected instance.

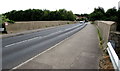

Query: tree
<box><xmin>42</xmin><ymin>9</ymin><xmax>50</xmax><ymax>20</ymax></box>
<box><xmin>66</xmin><ymin>11</ymin><xmax>76</xmax><ymax>21</ymax></box>
<box><xmin>0</xmin><ymin>14</ymin><xmax>14</xmax><ymax>24</ymax></box>
<box><xmin>0</xmin><ymin>14</ymin><xmax>14</xmax><ymax>33</ymax></box>
<box><xmin>3</xmin><ymin>9</ymin><xmax>75</xmax><ymax>21</ymax></box>
<box><xmin>105</xmin><ymin>7</ymin><xmax>118</xmax><ymax>21</ymax></box>
<box><xmin>117</xmin><ymin>10</ymin><xmax>120</xmax><ymax>31</ymax></box>
<box><xmin>89</xmin><ymin>7</ymin><xmax>106</xmax><ymax>21</ymax></box>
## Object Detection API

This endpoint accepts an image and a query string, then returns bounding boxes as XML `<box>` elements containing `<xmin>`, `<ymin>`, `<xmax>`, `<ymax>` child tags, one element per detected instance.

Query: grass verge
<box><xmin>96</xmin><ymin>26</ymin><xmax>103</xmax><ymax>49</ymax></box>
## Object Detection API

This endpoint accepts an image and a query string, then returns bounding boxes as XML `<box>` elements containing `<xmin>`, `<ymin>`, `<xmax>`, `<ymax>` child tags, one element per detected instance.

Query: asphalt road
<box><xmin>2</xmin><ymin>23</ymin><xmax>87</xmax><ymax>69</ymax></box>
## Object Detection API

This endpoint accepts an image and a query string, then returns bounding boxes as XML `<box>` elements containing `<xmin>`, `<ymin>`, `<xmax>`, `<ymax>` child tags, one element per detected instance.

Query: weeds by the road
<box><xmin>96</xmin><ymin>25</ymin><xmax>103</xmax><ymax>49</ymax></box>
<box><xmin>93</xmin><ymin>23</ymin><xmax>114</xmax><ymax>69</ymax></box>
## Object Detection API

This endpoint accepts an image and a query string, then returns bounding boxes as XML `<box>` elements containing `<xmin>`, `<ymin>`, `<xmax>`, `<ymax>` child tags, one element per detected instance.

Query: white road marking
<box><xmin>4</xmin><ymin>31</ymin><xmax>62</xmax><ymax>48</ymax></box>
<box><xmin>5</xmin><ymin>36</ymin><xmax>42</xmax><ymax>47</ymax></box>
<box><xmin>5</xmin><ymin>24</ymin><xmax>82</xmax><ymax>48</ymax></box>
<box><xmin>11</xmin><ymin>28</ymin><xmax>78</xmax><ymax>70</ymax></box>
<box><xmin>9</xmin><ymin>24</ymin><xmax>85</xmax><ymax>70</ymax></box>
<box><xmin>65</xmin><ymin>24</ymin><xmax>82</xmax><ymax>31</ymax></box>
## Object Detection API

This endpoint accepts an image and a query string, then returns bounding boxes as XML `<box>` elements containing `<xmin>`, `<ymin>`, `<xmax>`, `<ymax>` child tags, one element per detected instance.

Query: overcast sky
<box><xmin>0</xmin><ymin>0</ymin><xmax>119</xmax><ymax>14</ymax></box>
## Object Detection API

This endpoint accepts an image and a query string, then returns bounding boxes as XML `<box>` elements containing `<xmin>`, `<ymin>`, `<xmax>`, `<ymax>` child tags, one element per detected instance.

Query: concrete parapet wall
<box><xmin>95</xmin><ymin>21</ymin><xmax>116</xmax><ymax>48</ymax></box>
<box><xmin>6</xmin><ymin>21</ymin><xmax>74</xmax><ymax>34</ymax></box>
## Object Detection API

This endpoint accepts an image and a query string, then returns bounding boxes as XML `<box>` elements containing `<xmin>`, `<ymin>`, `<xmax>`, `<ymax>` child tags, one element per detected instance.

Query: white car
<box><xmin>79</xmin><ymin>21</ymin><xmax>85</xmax><ymax>23</ymax></box>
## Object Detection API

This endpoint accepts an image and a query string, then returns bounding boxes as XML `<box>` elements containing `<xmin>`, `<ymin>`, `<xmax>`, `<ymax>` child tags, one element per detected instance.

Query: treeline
<box><xmin>88</xmin><ymin>7</ymin><xmax>120</xmax><ymax>31</ymax></box>
<box><xmin>2</xmin><ymin>7</ymin><xmax>120</xmax><ymax>31</ymax></box>
<box><xmin>75</xmin><ymin>7</ymin><xmax>120</xmax><ymax>31</ymax></box>
<box><xmin>89</xmin><ymin>7</ymin><xmax>119</xmax><ymax>22</ymax></box>
<box><xmin>3</xmin><ymin>9</ymin><xmax>76</xmax><ymax>21</ymax></box>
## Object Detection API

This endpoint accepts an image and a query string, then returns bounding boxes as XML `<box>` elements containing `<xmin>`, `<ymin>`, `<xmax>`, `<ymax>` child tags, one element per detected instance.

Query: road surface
<box><xmin>17</xmin><ymin>24</ymin><xmax>101</xmax><ymax>69</ymax></box>
<box><xmin>2</xmin><ymin>23</ymin><xmax>87</xmax><ymax>69</ymax></box>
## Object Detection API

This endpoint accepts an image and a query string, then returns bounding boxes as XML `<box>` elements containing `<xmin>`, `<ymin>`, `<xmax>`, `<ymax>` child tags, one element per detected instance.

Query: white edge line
<box><xmin>11</xmin><ymin>27</ymin><xmax>81</xmax><ymax>70</ymax></box>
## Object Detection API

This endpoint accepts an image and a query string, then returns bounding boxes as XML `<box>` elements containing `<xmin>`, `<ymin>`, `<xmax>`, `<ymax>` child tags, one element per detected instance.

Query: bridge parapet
<box><xmin>95</xmin><ymin>21</ymin><xmax>117</xmax><ymax>48</ymax></box>
<box><xmin>95</xmin><ymin>21</ymin><xmax>120</xmax><ymax>71</ymax></box>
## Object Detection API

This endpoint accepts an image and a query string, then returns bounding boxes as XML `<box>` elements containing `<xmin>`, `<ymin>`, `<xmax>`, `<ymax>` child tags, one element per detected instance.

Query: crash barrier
<box><xmin>95</xmin><ymin>21</ymin><xmax>119</xmax><ymax>70</ymax></box>
<box><xmin>107</xmin><ymin>42</ymin><xmax>120</xmax><ymax>71</ymax></box>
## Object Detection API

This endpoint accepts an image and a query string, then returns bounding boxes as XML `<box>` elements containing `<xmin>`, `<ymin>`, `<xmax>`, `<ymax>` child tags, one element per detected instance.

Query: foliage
<box><xmin>7</xmin><ymin>20</ymin><xmax>15</xmax><ymax>23</ymax></box>
<box><xmin>0</xmin><ymin>14</ymin><xmax>14</xmax><ymax>24</ymax></box>
<box><xmin>3</xmin><ymin>7</ymin><xmax>120</xmax><ymax>31</ymax></box>
<box><xmin>89</xmin><ymin>7</ymin><xmax>106</xmax><ymax>21</ymax></box>
<box><xmin>3</xmin><ymin>9</ymin><xmax>76</xmax><ymax>21</ymax></box>
<box><xmin>117</xmin><ymin>10</ymin><xmax>120</xmax><ymax>31</ymax></box>
<box><xmin>0</xmin><ymin>15</ymin><xmax>2</xmax><ymax>25</ymax></box>
<box><xmin>80</xmin><ymin>14</ymin><xmax>89</xmax><ymax>18</ymax></box>
<box><xmin>75</xmin><ymin>13</ymin><xmax>89</xmax><ymax>21</ymax></box>
<box><xmin>75</xmin><ymin>14</ymin><xmax>89</xmax><ymax>18</ymax></box>
<box><xmin>88</xmin><ymin>7</ymin><xmax>118</xmax><ymax>21</ymax></box>
<box><xmin>88</xmin><ymin>7</ymin><xmax>120</xmax><ymax>31</ymax></box>
<box><xmin>0</xmin><ymin>14</ymin><xmax>9</xmax><ymax>23</ymax></box>
<box><xmin>76</xmin><ymin>18</ymin><xmax>85</xmax><ymax>21</ymax></box>
<box><xmin>105</xmin><ymin>7</ymin><xmax>118</xmax><ymax>21</ymax></box>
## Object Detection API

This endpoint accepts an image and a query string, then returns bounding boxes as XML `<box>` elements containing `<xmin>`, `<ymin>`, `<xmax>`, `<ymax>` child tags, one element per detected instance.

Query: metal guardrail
<box><xmin>107</xmin><ymin>42</ymin><xmax>120</xmax><ymax>71</ymax></box>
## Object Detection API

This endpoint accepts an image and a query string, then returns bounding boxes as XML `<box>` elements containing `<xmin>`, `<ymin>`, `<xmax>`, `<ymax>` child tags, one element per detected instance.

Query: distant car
<box><xmin>79</xmin><ymin>21</ymin><xmax>85</xmax><ymax>23</ymax></box>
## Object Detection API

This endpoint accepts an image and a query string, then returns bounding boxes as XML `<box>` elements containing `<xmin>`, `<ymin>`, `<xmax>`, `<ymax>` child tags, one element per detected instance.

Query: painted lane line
<box><xmin>5</xmin><ymin>24</ymin><xmax>81</xmax><ymax>48</ymax></box>
<box><xmin>5</xmin><ymin>36</ymin><xmax>42</xmax><ymax>48</ymax></box>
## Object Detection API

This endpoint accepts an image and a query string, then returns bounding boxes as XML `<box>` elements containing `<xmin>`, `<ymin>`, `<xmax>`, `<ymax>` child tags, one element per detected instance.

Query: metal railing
<box><xmin>107</xmin><ymin>42</ymin><xmax>120</xmax><ymax>71</ymax></box>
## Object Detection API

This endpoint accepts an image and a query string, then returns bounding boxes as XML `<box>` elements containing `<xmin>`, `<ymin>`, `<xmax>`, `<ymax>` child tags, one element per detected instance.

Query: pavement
<box><xmin>14</xmin><ymin>24</ymin><xmax>101</xmax><ymax>69</ymax></box>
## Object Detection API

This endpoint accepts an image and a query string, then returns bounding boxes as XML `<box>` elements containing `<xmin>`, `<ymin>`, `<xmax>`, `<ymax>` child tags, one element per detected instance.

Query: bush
<box><xmin>7</xmin><ymin>20</ymin><xmax>15</xmax><ymax>24</ymax></box>
<box><xmin>0</xmin><ymin>14</ymin><xmax>15</xmax><ymax>24</ymax></box>
<box><xmin>67</xmin><ymin>22</ymin><xmax>70</xmax><ymax>24</ymax></box>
